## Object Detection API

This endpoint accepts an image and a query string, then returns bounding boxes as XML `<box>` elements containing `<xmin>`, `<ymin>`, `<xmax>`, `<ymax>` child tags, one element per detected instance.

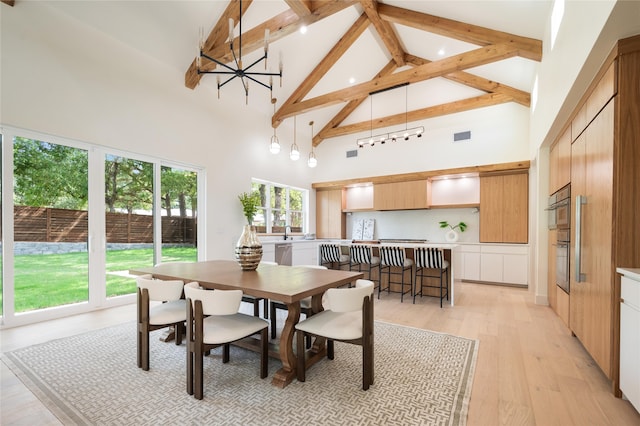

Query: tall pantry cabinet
<box><xmin>569</xmin><ymin>35</ymin><xmax>640</xmax><ymax>395</ymax></box>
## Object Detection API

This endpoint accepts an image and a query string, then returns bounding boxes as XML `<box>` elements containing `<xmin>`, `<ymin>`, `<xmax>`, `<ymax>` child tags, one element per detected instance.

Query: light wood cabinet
<box><xmin>479</xmin><ymin>173</ymin><xmax>528</xmax><ymax>243</ymax></box>
<box><xmin>566</xmin><ymin>35</ymin><xmax>640</xmax><ymax>394</ymax></box>
<box><xmin>549</xmin><ymin>127</ymin><xmax>571</xmax><ymax>195</ymax></box>
<box><xmin>373</xmin><ymin>180</ymin><xmax>430</xmax><ymax>210</ymax></box>
<box><xmin>315</xmin><ymin>189</ymin><xmax>345</xmax><ymax>239</ymax></box>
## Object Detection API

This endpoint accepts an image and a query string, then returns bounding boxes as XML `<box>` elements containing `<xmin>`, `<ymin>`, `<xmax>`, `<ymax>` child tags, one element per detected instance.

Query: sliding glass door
<box><xmin>12</xmin><ymin>137</ymin><xmax>89</xmax><ymax>312</ymax></box>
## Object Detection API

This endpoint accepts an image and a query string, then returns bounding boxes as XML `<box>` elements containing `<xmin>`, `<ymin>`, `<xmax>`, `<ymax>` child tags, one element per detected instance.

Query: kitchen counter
<box><xmin>617</xmin><ymin>267</ymin><xmax>640</xmax><ymax>281</ymax></box>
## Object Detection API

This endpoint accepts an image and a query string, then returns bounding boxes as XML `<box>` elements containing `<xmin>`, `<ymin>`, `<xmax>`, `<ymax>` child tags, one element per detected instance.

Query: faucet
<box><xmin>284</xmin><ymin>226</ymin><xmax>291</xmax><ymax>240</ymax></box>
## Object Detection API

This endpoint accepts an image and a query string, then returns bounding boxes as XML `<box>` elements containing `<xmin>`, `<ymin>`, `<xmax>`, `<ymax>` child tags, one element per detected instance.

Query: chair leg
<box><xmin>296</xmin><ymin>330</ymin><xmax>306</xmax><ymax>383</ymax></box>
<box><xmin>194</xmin><ymin>345</ymin><xmax>203</xmax><ymax>400</ymax></box>
<box><xmin>270</xmin><ymin>302</ymin><xmax>277</xmax><ymax>339</ymax></box>
<box><xmin>327</xmin><ymin>339</ymin><xmax>335</xmax><ymax>360</ymax></box>
<box><xmin>260</xmin><ymin>328</ymin><xmax>268</xmax><ymax>379</ymax></box>
<box><xmin>222</xmin><ymin>343</ymin><xmax>230</xmax><ymax>363</ymax></box>
<box><xmin>174</xmin><ymin>322</ymin><xmax>184</xmax><ymax>345</ymax></box>
<box><xmin>253</xmin><ymin>299</ymin><xmax>260</xmax><ymax>317</ymax></box>
<box><xmin>263</xmin><ymin>298</ymin><xmax>269</xmax><ymax>319</ymax></box>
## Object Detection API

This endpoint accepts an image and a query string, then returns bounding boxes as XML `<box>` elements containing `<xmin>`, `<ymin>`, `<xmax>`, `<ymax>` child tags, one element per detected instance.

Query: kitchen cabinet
<box><xmin>617</xmin><ymin>271</ymin><xmax>640</xmax><ymax>413</ymax></box>
<box><xmin>567</xmin><ymin>35</ymin><xmax>640</xmax><ymax>394</ymax></box>
<box><xmin>373</xmin><ymin>180</ymin><xmax>430</xmax><ymax>210</ymax></box>
<box><xmin>316</xmin><ymin>189</ymin><xmax>345</xmax><ymax>239</ymax></box>
<box><xmin>452</xmin><ymin>245</ymin><xmax>480</xmax><ymax>281</ymax></box>
<box><xmin>479</xmin><ymin>172</ymin><xmax>528</xmax><ymax>243</ymax></box>
<box><xmin>477</xmin><ymin>245</ymin><xmax>528</xmax><ymax>286</ymax></box>
<box><xmin>549</xmin><ymin>127</ymin><xmax>571</xmax><ymax>195</ymax></box>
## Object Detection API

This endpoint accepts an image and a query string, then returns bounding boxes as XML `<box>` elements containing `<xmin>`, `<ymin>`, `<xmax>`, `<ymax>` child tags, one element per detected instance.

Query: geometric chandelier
<box><xmin>196</xmin><ymin>0</ymin><xmax>282</xmax><ymax>104</ymax></box>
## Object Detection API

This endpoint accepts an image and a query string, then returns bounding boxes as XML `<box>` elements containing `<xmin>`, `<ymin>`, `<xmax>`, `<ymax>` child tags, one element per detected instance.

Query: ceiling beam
<box><xmin>377</xmin><ymin>3</ymin><xmax>542</xmax><ymax>61</ymax></box>
<box><xmin>276</xmin><ymin>42</ymin><xmax>520</xmax><ymax>120</ymax></box>
<box><xmin>285</xmin><ymin>0</ymin><xmax>312</xmax><ymax>17</ymax></box>
<box><xmin>1</xmin><ymin>0</ymin><xmax>15</xmax><ymax>6</ymax></box>
<box><xmin>319</xmin><ymin>92</ymin><xmax>513</xmax><ymax>140</ymax></box>
<box><xmin>404</xmin><ymin>54</ymin><xmax>530</xmax><ymax>106</ymax></box>
<box><xmin>359</xmin><ymin>0</ymin><xmax>405</xmax><ymax>66</ymax></box>
<box><xmin>185</xmin><ymin>0</ymin><xmax>357</xmax><ymax>89</ymax></box>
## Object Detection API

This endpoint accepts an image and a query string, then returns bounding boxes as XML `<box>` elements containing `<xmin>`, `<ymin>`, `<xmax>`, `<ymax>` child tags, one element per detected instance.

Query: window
<box><xmin>251</xmin><ymin>180</ymin><xmax>307</xmax><ymax>234</ymax></box>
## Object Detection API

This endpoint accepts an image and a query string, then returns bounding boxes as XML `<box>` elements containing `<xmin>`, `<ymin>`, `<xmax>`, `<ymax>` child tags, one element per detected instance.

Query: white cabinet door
<box><xmin>463</xmin><ymin>253</ymin><xmax>481</xmax><ymax>281</ymax></box>
<box><xmin>503</xmin><ymin>254</ymin><xmax>528</xmax><ymax>285</ymax></box>
<box><xmin>620</xmin><ymin>276</ymin><xmax>640</xmax><ymax>412</ymax></box>
<box><xmin>480</xmin><ymin>253</ymin><xmax>503</xmax><ymax>282</ymax></box>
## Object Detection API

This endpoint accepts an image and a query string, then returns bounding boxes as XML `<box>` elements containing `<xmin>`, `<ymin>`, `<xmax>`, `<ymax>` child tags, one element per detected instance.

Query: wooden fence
<box><xmin>14</xmin><ymin>206</ymin><xmax>196</xmax><ymax>244</ymax></box>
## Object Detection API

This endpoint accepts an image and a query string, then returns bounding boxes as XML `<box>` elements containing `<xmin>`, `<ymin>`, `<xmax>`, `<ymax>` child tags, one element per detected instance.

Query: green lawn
<box><xmin>4</xmin><ymin>247</ymin><xmax>196</xmax><ymax>313</ymax></box>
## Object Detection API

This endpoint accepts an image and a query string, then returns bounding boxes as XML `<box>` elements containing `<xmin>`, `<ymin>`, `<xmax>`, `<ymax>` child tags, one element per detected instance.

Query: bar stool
<box><xmin>319</xmin><ymin>243</ymin><xmax>350</xmax><ymax>270</ymax></box>
<box><xmin>413</xmin><ymin>247</ymin><xmax>449</xmax><ymax>307</ymax></box>
<box><xmin>378</xmin><ymin>246</ymin><xmax>413</xmax><ymax>302</ymax></box>
<box><xmin>349</xmin><ymin>244</ymin><xmax>381</xmax><ymax>287</ymax></box>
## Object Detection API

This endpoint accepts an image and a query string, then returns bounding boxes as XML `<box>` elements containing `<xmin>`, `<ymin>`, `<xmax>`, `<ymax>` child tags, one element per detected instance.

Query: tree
<box><xmin>161</xmin><ymin>167</ymin><xmax>197</xmax><ymax>217</ymax></box>
<box><xmin>104</xmin><ymin>156</ymin><xmax>153</xmax><ymax>213</ymax></box>
<box><xmin>13</xmin><ymin>137</ymin><xmax>88</xmax><ymax>209</ymax></box>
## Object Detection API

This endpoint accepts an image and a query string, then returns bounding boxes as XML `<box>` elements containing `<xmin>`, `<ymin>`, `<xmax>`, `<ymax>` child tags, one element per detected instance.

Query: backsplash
<box><xmin>346</xmin><ymin>208</ymin><xmax>480</xmax><ymax>243</ymax></box>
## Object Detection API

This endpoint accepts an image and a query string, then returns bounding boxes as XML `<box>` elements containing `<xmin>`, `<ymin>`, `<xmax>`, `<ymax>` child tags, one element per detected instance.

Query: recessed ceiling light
<box><xmin>438</xmin><ymin>48</ymin><xmax>445</xmax><ymax>56</ymax></box>
<box><xmin>349</xmin><ymin>77</ymin><xmax>356</xmax><ymax>84</ymax></box>
<box><xmin>300</xmin><ymin>25</ymin><xmax>307</xmax><ymax>34</ymax></box>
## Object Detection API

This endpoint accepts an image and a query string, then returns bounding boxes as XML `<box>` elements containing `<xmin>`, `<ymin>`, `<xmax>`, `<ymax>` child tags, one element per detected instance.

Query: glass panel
<box><xmin>289</xmin><ymin>188</ymin><xmax>303</xmax><ymax>232</ymax></box>
<box><xmin>160</xmin><ymin>166</ymin><xmax>197</xmax><ymax>264</ymax></box>
<box><xmin>271</xmin><ymin>185</ymin><xmax>286</xmax><ymax>233</ymax></box>
<box><xmin>252</xmin><ymin>182</ymin><xmax>267</xmax><ymax>232</ymax></box>
<box><xmin>13</xmin><ymin>137</ymin><xmax>88</xmax><ymax>312</ymax></box>
<box><xmin>105</xmin><ymin>155</ymin><xmax>154</xmax><ymax>297</ymax></box>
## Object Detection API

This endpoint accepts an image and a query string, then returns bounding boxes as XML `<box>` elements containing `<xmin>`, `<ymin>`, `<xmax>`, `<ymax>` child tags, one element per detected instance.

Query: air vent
<box><xmin>453</xmin><ymin>131</ymin><xmax>471</xmax><ymax>142</ymax></box>
<box><xmin>346</xmin><ymin>149</ymin><xmax>358</xmax><ymax>158</ymax></box>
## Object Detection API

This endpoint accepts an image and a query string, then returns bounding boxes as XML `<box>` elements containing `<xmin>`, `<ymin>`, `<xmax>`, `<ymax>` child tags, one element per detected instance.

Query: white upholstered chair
<box><xmin>184</xmin><ymin>282</ymin><xmax>269</xmax><ymax>400</ymax></box>
<box><xmin>136</xmin><ymin>275</ymin><xmax>186</xmax><ymax>371</ymax></box>
<box><xmin>295</xmin><ymin>279</ymin><xmax>375</xmax><ymax>390</ymax></box>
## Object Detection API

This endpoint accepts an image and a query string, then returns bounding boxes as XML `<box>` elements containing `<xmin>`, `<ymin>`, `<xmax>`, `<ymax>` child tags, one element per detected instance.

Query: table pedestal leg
<box><xmin>271</xmin><ymin>302</ymin><xmax>301</xmax><ymax>388</ymax></box>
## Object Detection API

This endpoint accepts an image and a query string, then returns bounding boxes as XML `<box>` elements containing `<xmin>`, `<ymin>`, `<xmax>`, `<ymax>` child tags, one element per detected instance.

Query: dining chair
<box><xmin>136</xmin><ymin>274</ymin><xmax>186</xmax><ymax>371</ymax></box>
<box><xmin>269</xmin><ymin>265</ymin><xmax>327</xmax><ymax>343</ymax></box>
<box><xmin>349</xmin><ymin>244</ymin><xmax>380</xmax><ymax>287</ymax></box>
<box><xmin>319</xmin><ymin>243</ymin><xmax>350</xmax><ymax>270</ymax></box>
<box><xmin>295</xmin><ymin>279</ymin><xmax>375</xmax><ymax>390</ymax></box>
<box><xmin>413</xmin><ymin>247</ymin><xmax>449</xmax><ymax>307</ymax></box>
<box><xmin>184</xmin><ymin>282</ymin><xmax>269</xmax><ymax>400</ymax></box>
<box><xmin>379</xmin><ymin>246</ymin><xmax>414</xmax><ymax>302</ymax></box>
<box><xmin>240</xmin><ymin>261</ymin><xmax>276</xmax><ymax>320</ymax></box>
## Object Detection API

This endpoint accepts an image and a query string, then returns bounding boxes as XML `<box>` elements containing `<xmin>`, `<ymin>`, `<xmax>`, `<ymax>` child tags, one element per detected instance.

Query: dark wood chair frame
<box><xmin>137</xmin><ymin>287</ymin><xmax>185</xmax><ymax>371</ymax></box>
<box><xmin>295</xmin><ymin>293</ymin><xmax>374</xmax><ymax>391</ymax></box>
<box><xmin>186</xmin><ymin>298</ymin><xmax>268</xmax><ymax>400</ymax></box>
<box><xmin>242</xmin><ymin>295</ymin><xmax>269</xmax><ymax>319</ymax></box>
<box><xmin>378</xmin><ymin>247</ymin><xmax>413</xmax><ymax>302</ymax></box>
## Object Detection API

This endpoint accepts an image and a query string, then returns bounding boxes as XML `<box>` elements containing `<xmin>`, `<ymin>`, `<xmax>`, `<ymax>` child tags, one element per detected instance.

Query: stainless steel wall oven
<box><xmin>549</xmin><ymin>185</ymin><xmax>571</xmax><ymax>293</ymax></box>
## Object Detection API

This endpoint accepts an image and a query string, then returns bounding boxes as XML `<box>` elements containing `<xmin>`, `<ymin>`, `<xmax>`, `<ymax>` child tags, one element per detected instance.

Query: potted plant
<box><xmin>235</xmin><ymin>191</ymin><xmax>263</xmax><ymax>270</ymax></box>
<box><xmin>238</xmin><ymin>191</ymin><xmax>261</xmax><ymax>225</ymax></box>
<box><xmin>439</xmin><ymin>221</ymin><xmax>467</xmax><ymax>242</ymax></box>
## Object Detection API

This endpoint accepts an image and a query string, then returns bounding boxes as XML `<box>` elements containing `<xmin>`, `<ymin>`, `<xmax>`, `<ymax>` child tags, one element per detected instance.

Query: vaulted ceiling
<box><xmin>186</xmin><ymin>0</ymin><xmax>545</xmax><ymax>147</ymax></box>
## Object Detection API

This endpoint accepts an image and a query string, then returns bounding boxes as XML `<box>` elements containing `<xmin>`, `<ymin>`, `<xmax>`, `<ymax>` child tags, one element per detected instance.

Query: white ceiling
<box><xmin>44</xmin><ymin>0</ymin><xmax>552</xmax><ymax>142</ymax></box>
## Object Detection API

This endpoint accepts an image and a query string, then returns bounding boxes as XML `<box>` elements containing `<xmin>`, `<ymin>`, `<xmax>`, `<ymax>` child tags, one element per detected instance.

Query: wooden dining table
<box><xmin>130</xmin><ymin>260</ymin><xmax>363</xmax><ymax>388</ymax></box>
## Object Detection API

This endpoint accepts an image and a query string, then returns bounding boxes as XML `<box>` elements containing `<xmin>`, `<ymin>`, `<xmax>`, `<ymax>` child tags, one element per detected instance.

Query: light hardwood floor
<box><xmin>1</xmin><ymin>281</ymin><xmax>639</xmax><ymax>425</ymax></box>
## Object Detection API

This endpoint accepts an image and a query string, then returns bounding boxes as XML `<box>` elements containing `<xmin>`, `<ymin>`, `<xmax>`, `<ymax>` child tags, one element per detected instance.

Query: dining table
<box><xmin>130</xmin><ymin>260</ymin><xmax>363</xmax><ymax>388</ymax></box>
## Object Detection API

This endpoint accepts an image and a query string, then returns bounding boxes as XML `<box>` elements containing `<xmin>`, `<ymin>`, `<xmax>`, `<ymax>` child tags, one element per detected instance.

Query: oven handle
<box><xmin>575</xmin><ymin>195</ymin><xmax>587</xmax><ymax>282</ymax></box>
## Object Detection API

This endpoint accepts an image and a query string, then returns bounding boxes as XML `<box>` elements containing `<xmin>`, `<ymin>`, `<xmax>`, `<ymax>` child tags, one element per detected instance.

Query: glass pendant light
<box><xmin>290</xmin><ymin>116</ymin><xmax>300</xmax><ymax>161</ymax></box>
<box><xmin>308</xmin><ymin>120</ymin><xmax>317</xmax><ymax>168</ymax></box>
<box><xmin>269</xmin><ymin>98</ymin><xmax>280</xmax><ymax>154</ymax></box>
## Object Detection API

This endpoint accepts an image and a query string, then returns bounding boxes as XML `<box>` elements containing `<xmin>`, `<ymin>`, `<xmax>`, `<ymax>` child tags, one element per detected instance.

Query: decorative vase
<box><xmin>235</xmin><ymin>225</ymin><xmax>263</xmax><ymax>271</ymax></box>
<box><xmin>445</xmin><ymin>229</ymin><xmax>459</xmax><ymax>243</ymax></box>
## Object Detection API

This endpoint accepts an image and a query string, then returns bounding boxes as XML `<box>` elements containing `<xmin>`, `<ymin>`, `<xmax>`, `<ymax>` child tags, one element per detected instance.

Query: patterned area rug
<box><xmin>3</xmin><ymin>321</ymin><xmax>477</xmax><ymax>425</ymax></box>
